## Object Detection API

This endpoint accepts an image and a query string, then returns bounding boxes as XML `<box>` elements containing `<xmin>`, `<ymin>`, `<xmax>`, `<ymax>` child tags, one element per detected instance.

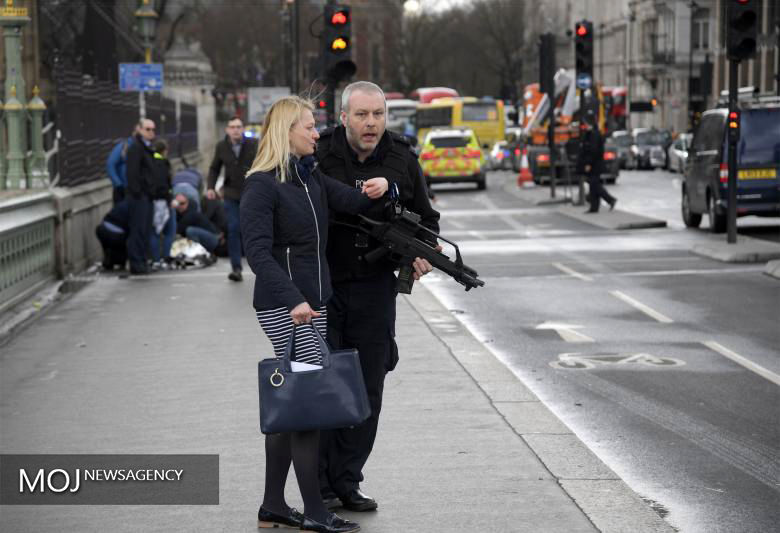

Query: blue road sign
<box><xmin>119</xmin><ymin>63</ymin><xmax>164</xmax><ymax>92</ymax></box>
<box><xmin>576</xmin><ymin>73</ymin><xmax>592</xmax><ymax>90</ymax></box>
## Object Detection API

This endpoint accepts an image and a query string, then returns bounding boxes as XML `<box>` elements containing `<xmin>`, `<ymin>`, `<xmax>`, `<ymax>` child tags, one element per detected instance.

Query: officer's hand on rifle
<box><xmin>360</xmin><ymin>177</ymin><xmax>388</xmax><ymax>199</ymax></box>
<box><xmin>412</xmin><ymin>245</ymin><xmax>441</xmax><ymax>280</ymax></box>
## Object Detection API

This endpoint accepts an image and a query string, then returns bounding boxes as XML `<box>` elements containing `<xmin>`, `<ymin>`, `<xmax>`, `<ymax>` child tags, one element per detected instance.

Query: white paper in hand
<box><xmin>290</xmin><ymin>361</ymin><xmax>323</xmax><ymax>372</ymax></box>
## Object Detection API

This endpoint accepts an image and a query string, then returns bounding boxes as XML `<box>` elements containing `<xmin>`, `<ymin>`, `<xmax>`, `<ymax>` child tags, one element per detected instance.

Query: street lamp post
<box><xmin>1</xmin><ymin>0</ymin><xmax>31</xmax><ymax>189</ymax></box>
<box><xmin>134</xmin><ymin>0</ymin><xmax>158</xmax><ymax>119</ymax></box>
<box><xmin>134</xmin><ymin>0</ymin><xmax>158</xmax><ymax>65</ymax></box>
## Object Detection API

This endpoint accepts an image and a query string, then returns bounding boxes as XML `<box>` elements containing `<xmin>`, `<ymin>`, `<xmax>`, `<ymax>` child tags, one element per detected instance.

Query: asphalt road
<box><xmin>424</xmin><ymin>169</ymin><xmax>780</xmax><ymax>533</ymax></box>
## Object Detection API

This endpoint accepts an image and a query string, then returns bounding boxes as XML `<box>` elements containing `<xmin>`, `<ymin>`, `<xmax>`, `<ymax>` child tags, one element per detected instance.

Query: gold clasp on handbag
<box><xmin>270</xmin><ymin>368</ymin><xmax>285</xmax><ymax>387</ymax></box>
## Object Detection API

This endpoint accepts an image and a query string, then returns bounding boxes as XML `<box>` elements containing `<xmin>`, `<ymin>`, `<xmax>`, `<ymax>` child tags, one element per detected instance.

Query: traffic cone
<box><xmin>517</xmin><ymin>148</ymin><xmax>534</xmax><ymax>187</ymax></box>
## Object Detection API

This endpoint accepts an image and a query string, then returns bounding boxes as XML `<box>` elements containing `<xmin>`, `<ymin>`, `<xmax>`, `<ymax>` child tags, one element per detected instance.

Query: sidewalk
<box><xmin>0</xmin><ymin>263</ymin><xmax>673</xmax><ymax>532</ymax></box>
<box><xmin>508</xmin><ymin>182</ymin><xmax>668</xmax><ymax>230</ymax></box>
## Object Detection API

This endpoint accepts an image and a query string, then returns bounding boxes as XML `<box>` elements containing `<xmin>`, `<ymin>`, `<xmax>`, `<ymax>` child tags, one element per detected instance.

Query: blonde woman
<box><xmin>240</xmin><ymin>96</ymin><xmax>387</xmax><ymax>533</ymax></box>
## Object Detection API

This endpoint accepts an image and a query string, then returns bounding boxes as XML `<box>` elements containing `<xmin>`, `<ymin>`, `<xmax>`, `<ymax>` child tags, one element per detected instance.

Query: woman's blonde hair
<box><xmin>246</xmin><ymin>95</ymin><xmax>315</xmax><ymax>183</ymax></box>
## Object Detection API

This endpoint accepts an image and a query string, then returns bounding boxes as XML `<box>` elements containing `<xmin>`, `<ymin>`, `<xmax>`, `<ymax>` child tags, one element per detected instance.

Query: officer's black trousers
<box><xmin>320</xmin><ymin>270</ymin><xmax>398</xmax><ymax>497</ymax></box>
<box><xmin>127</xmin><ymin>194</ymin><xmax>152</xmax><ymax>272</ymax></box>
<box><xmin>586</xmin><ymin>173</ymin><xmax>615</xmax><ymax>212</ymax></box>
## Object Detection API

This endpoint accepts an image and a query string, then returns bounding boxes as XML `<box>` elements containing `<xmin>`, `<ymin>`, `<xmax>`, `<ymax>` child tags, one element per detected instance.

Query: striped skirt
<box><xmin>255</xmin><ymin>306</ymin><xmax>327</xmax><ymax>365</ymax></box>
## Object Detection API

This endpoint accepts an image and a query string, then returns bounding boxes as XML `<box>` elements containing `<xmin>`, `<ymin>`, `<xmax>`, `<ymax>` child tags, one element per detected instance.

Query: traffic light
<box><xmin>728</xmin><ymin>110</ymin><xmax>740</xmax><ymax>142</ymax></box>
<box><xmin>726</xmin><ymin>0</ymin><xmax>758</xmax><ymax>61</ymax></box>
<box><xmin>574</xmin><ymin>20</ymin><xmax>594</xmax><ymax>82</ymax></box>
<box><xmin>323</xmin><ymin>4</ymin><xmax>356</xmax><ymax>83</ymax></box>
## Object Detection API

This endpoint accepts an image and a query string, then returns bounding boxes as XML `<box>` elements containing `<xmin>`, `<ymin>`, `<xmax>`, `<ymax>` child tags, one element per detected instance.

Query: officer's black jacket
<box><xmin>240</xmin><ymin>159</ymin><xmax>377</xmax><ymax>312</ymax></box>
<box><xmin>576</xmin><ymin>128</ymin><xmax>605</xmax><ymax>176</ymax></box>
<box><xmin>125</xmin><ymin>134</ymin><xmax>156</xmax><ymax>198</ymax></box>
<box><xmin>315</xmin><ymin>126</ymin><xmax>440</xmax><ymax>282</ymax></box>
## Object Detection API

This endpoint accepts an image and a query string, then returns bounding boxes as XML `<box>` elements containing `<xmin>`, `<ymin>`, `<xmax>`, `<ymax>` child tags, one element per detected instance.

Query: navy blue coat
<box><xmin>240</xmin><ymin>162</ymin><xmax>377</xmax><ymax>312</ymax></box>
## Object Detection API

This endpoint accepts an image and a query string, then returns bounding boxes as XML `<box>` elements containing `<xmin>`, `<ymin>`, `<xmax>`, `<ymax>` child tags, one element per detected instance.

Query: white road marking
<box><xmin>439</xmin><ymin>207</ymin><xmax>549</xmax><ymax>217</ymax></box>
<box><xmin>702</xmin><ymin>341</ymin><xmax>780</xmax><ymax>387</ymax></box>
<box><xmin>552</xmin><ymin>262</ymin><xmax>593</xmax><ymax>282</ymax></box>
<box><xmin>535</xmin><ymin>322</ymin><xmax>595</xmax><ymax>343</ymax></box>
<box><xmin>609</xmin><ymin>290</ymin><xmax>674</xmax><ymax>323</ymax></box>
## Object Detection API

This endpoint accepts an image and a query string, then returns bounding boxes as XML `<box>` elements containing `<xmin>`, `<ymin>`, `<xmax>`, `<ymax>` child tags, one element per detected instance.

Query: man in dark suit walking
<box><xmin>206</xmin><ymin>116</ymin><xmax>258</xmax><ymax>281</ymax></box>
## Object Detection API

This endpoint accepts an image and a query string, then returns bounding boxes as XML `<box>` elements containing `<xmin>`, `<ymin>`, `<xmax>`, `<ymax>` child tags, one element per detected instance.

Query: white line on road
<box><xmin>552</xmin><ymin>262</ymin><xmax>593</xmax><ymax>282</ymax></box>
<box><xmin>535</xmin><ymin>322</ymin><xmax>595</xmax><ymax>343</ymax></box>
<box><xmin>609</xmin><ymin>290</ymin><xmax>674</xmax><ymax>323</ymax></box>
<box><xmin>702</xmin><ymin>341</ymin><xmax>780</xmax><ymax>387</ymax></box>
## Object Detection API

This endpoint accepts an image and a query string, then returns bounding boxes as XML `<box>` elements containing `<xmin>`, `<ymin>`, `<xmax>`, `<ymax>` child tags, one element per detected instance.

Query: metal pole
<box><xmin>688</xmin><ymin>3</ymin><xmax>695</xmax><ymax>131</ymax></box>
<box><xmin>727</xmin><ymin>59</ymin><xmax>738</xmax><ymax>244</ymax></box>
<box><xmin>292</xmin><ymin>0</ymin><xmax>300</xmax><ymax>94</ymax></box>
<box><xmin>547</xmin><ymin>34</ymin><xmax>556</xmax><ymax>199</ymax></box>
<box><xmin>625</xmin><ymin>14</ymin><xmax>632</xmax><ymax>131</ymax></box>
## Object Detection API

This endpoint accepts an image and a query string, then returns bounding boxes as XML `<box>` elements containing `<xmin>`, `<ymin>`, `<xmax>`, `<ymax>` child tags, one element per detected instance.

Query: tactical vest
<box><xmin>317</xmin><ymin>129</ymin><xmax>415</xmax><ymax>282</ymax></box>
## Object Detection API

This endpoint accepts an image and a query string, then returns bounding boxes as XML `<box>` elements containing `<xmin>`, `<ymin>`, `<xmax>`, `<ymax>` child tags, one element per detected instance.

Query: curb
<box><xmin>692</xmin><ymin>242</ymin><xmax>780</xmax><ymax>264</ymax></box>
<box><xmin>0</xmin><ymin>281</ymin><xmax>65</xmax><ymax>347</ymax></box>
<box><xmin>407</xmin><ymin>285</ymin><xmax>676</xmax><ymax>533</ymax></box>
<box><xmin>0</xmin><ymin>268</ymin><xmax>98</xmax><ymax>347</ymax></box>
<box><xmin>557</xmin><ymin>205</ymin><xmax>667</xmax><ymax>231</ymax></box>
<box><xmin>764</xmin><ymin>260</ymin><xmax>780</xmax><ymax>279</ymax></box>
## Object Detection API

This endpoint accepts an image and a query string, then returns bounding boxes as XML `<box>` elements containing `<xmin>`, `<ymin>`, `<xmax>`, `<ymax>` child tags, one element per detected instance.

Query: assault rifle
<box><xmin>354</xmin><ymin>192</ymin><xmax>485</xmax><ymax>294</ymax></box>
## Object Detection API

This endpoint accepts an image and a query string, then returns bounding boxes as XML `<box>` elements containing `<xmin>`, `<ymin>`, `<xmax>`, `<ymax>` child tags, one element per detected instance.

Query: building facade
<box><xmin>541</xmin><ymin>0</ymin><xmax>778</xmax><ymax>133</ymax></box>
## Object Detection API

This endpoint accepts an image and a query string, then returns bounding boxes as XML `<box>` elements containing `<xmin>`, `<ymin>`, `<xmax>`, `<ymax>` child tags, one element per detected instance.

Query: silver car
<box><xmin>632</xmin><ymin>128</ymin><xmax>667</xmax><ymax>169</ymax></box>
<box><xmin>667</xmin><ymin>133</ymin><xmax>692</xmax><ymax>173</ymax></box>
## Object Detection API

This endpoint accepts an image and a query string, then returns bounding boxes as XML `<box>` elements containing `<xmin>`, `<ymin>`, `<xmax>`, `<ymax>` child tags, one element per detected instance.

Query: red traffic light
<box><xmin>576</xmin><ymin>24</ymin><xmax>587</xmax><ymax>37</ymax></box>
<box><xmin>331</xmin><ymin>10</ymin><xmax>348</xmax><ymax>25</ymax></box>
<box><xmin>729</xmin><ymin>111</ymin><xmax>738</xmax><ymax>119</ymax></box>
<box><xmin>318</xmin><ymin>100</ymin><xmax>327</xmax><ymax>109</ymax></box>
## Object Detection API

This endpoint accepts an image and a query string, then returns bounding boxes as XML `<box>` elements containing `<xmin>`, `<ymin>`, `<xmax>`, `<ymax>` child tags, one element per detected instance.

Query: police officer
<box><xmin>315</xmin><ymin>81</ymin><xmax>440</xmax><ymax>512</ymax></box>
<box><xmin>125</xmin><ymin>118</ymin><xmax>157</xmax><ymax>274</ymax></box>
<box><xmin>577</xmin><ymin>115</ymin><xmax>616</xmax><ymax>213</ymax></box>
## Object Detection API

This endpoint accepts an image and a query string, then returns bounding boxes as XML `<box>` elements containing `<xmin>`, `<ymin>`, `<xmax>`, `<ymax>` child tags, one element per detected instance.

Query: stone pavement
<box><xmin>0</xmin><ymin>262</ymin><xmax>674</xmax><ymax>532</ymax></box>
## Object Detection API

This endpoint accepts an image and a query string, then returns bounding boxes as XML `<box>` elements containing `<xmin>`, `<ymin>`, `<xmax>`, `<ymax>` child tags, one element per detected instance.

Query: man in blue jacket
<box><xmin>106</xmin><ymin>123</ymin><xmax>141</xmax><ymax>205</ymax></box>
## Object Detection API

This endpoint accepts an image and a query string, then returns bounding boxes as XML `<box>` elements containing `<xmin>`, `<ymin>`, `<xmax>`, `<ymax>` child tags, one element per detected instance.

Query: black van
<box><xmin>682</xmin><ymin>100</ymin><xmax>780</xmax><ymax>232</ymax></box>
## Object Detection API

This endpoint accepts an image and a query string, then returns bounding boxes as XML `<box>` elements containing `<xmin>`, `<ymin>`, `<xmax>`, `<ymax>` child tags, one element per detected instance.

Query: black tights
<box><xmin>262</xmin><ymin>430</ymin><xmax>329</xmax><ymax>523</ymax></box>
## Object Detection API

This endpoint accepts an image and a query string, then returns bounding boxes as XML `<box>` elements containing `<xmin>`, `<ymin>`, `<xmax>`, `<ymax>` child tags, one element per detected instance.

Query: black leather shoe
<box><xmin>228</xmin><ymin>270</ymin><xmax>243</xmax><ymax>282</ymax></box>
<box><xmin>322</xmin><ymin>496</ymin><xmax>341</xmax><ymax>511</ymax></box>
<box><xmin>300</xmin><ymin>513</ymin><xmax>359</xmax><ymax>533</ymax></box>
<box><xmin>584</xmin><ymin>209</ymin><xmax>599</xmax><ymax>214</ymax></box>
<box><xmin>257</xmin><ymin>506</ymin><xmax>304</xmax><ymax>529</ymax></box>
<box><xmin>609</xmin><ymin>199</ymin><xmax>617</xmax><ymax>211</ymax></box>
<box><xmin>339</xmin><ymin>489</ymin><xmax>377</xmax><ymax>512</ymax></box>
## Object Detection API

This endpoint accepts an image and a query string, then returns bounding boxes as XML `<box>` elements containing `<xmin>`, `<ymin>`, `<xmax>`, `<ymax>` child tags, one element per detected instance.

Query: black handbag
<box><xmin>258</xmin><ymin>325</ymin><xmax>371</xmax><ymax>434</ymax></box>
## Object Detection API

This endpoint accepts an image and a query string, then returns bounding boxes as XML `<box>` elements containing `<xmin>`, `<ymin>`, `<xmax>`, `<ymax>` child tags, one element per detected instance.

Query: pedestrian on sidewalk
<box><xmin>577</xmin><ymin>118</ymin><xmax>616</xmax><ymax>213</ymax></box>
<box><xmin>106</xmin><ymin>123</ymin><xmax>141</xmax><ymax>205</ymax></box>
<box><xmin>315</xmin><ymin>81</ymin><xmax>440</xmax><ymax>513</ymax></box>
<box><xmin>125</xmin><ymin>118</ymin><xmax>157</xmax><ymax>275</ymax></box>
<box><xmin>207</xmin><ymin>116</ymin><xmax>257</xmax><ymax>282</ymax></box>
<box><xmin>240</xmin><ymin>95</ymin><xmax>388</xmax><ymax>533</ymax></box>
<box><xmin>148</xmin><ymin>139</ymin><xmax>176</xmax><ymax>269</ymax></box>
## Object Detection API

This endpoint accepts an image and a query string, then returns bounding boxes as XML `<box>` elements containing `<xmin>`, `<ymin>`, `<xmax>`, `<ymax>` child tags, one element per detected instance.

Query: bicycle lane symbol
<box><xmin>550</xmin><ymin>352</ymin><xmax>686</xmax><ymax>370</ymax></box>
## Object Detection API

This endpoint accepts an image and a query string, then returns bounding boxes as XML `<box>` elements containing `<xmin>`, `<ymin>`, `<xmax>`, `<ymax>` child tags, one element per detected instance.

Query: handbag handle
<box><xmin>282</xmin><ymin>324</ymin><xmax>331</xmax><ymax>370</ymax></box>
